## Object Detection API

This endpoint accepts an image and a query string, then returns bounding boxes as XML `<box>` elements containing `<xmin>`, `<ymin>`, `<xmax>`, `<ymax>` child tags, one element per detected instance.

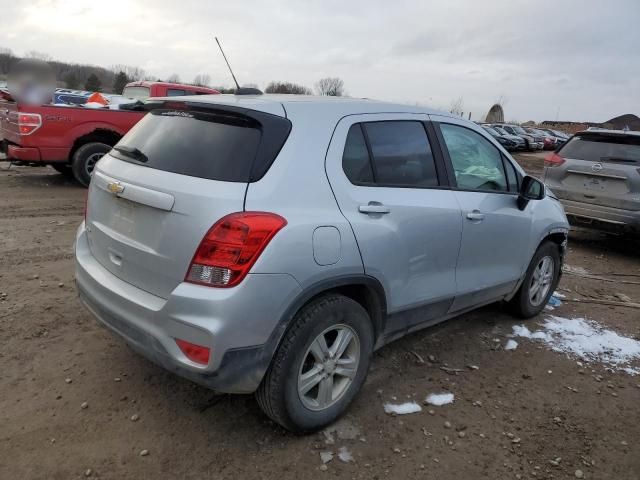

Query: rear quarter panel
<box><xmin>244</xmin><ymin>103</ymin><xmax>365</xmax><ymax>288</ymax></box>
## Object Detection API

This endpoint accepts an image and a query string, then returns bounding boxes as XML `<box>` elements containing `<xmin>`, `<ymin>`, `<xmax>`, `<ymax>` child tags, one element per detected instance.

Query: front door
<box><xmin>431</xmin><ymin>116</ymin><xmax>533</xmax><ymax>312</ymax></box>
<box><xmin>325</xmin><ymin>114</ymin><xmax>462</xmax><ymax>333</ymax></box>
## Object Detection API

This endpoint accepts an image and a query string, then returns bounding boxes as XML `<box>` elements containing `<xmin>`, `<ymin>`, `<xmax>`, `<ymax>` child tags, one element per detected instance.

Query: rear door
<box><xmin>86</xmin><ymin>103</ymin><xmax>290</xmax><ymax>299</ymax></box>
<box><xmin>326</xmin><ymin>114</ymin><xmax>462</xmax><ymax>331</ymax></box>
<box><xmin>544</xmin><ymin>132</ymin><xmax>640</xmax><ymax>211</ymax></box>
<box><xmin>431</xmin><ymin>115</ymin><xmax>532</xmax><ymax>311</ymax></box>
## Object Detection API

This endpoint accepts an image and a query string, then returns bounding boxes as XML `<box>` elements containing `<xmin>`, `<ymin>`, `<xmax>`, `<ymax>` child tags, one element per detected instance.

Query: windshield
<box><xmin>560</xmin><ymin>133</ymin><xmax>640</xmax><ymax>164</ymax></box>
<box><xmin>494</xmin><ymin>127</ymin><xmax>508</xmax><ymax>135</ymax></box>
<box><xmin>122</xmin><ymin>86</ymin><xmax>151</xmax><ymax>101</ymax></box>
<box><xmin>512</xmin><ymin>126</ymin><xmax>527</xmax><ymax>135</ymax></box>
<box><xmin>483</xmin><ymin>127</ymin><xmax>499</xmax><ymax>136</ymax></box>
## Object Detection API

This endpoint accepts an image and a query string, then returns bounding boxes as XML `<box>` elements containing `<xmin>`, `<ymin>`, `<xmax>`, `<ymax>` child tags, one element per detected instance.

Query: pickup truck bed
<box><xmin>0</xmin><ymin>99</ymin><xmax>146</xmax><ymax>186</ymax></box>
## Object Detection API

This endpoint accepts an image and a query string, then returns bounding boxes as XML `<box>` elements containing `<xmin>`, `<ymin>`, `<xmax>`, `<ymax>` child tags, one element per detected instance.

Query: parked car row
<box><xmin>478</xmin><ymin>123</ymin><xmax>570</xmax><ymax>152</ymax></box>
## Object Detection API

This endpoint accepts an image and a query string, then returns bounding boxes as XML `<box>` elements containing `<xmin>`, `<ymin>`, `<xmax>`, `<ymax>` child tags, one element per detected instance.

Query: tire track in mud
<box><xmin>0</xmin><ymin>246</ymin><xmax>74</xmax><ymax>267</ymax></box>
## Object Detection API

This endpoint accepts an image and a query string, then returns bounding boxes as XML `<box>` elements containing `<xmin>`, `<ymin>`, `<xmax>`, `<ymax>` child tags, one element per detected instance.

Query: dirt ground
<box><xmin>1</xmin><ymin>154</ymin><xmax>639</xmax><ymax>480</ymax></box>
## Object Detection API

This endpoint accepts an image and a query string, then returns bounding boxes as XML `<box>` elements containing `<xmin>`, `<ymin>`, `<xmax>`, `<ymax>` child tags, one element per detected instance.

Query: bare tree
<box><xmin>315</xmin><ymin>77</ymin><xmax>344</xmax><ymax>96</ymax></box>
<box><xmin>265</xmin><ymin>81</ymin><xmax>311</xmax><ymax>95</ymax></box>
<box><xmin>193</xmin><ymin>74</ymin><xmax>211</xmax><ymax>86</ymax></box>
<box><xmin>495</xmin><ymin>94</ymin><xmax>508</xmax><ymax>108</ymax></box>
<box><xmin>166</xmin><ymin>73</ymin><xmax>180</xmax><ymax>83</ymax></box>
<box><xmin>449</xmin><ymin>97</ymin><xmax>464</xmax><ymax>116</ymax></box>
<box><xmin>25</xmin><ymin>50</ymin><xmax>52</xmax><ymax>61</ymax></box>
<box><xmin>0</xmin><ymin>47</ymin><xmax>13</xmax><ymax>56</ymax></box>
<box><xmin>111</xmin><ymin>65</ymin><xmax>146</xmax><ymax>82</ymax></box>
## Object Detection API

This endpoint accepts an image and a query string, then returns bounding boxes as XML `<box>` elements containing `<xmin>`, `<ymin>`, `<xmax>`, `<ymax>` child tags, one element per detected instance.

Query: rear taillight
<box><xmin>18</xmin><ymin>113</ymin><xmax>42</xmax><ymax>135</ymax></box>
<box><xmin>544</xmin><ymin>152</ymin><xmax>565</xmax><ymax>167</ymax></box>
<box><xmin>185</xmin><ymin>212</ymin><xmax>287</xmax><ymax>288</ymax></box>
<box><xmin>175</xmin><ymin>339</ymin><xmax>210</xmax><ymax>365</ymax></box>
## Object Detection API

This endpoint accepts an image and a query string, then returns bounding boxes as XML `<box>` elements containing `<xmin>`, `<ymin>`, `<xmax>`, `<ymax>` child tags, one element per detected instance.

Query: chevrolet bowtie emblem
<box><xmin>107</xmin><ymin>182</ymin><xmax>124</xmax><ymax>194</ymax></box>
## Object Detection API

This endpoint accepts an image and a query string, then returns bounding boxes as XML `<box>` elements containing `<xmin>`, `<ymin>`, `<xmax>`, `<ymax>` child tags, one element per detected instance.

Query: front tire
<box><xmin>72</xmin><ymin>142</ymin><xmax>111</xmax><ymax>187</ymax></box>
<box><xmin>256</xmin><ymin>294</ymin><xmax>374</xmax><ymax>433</ymax></box>
<box><xmin>509</xmin><ymin>241</ymin><xmax>561</xmax><ymax>318</ymax></box>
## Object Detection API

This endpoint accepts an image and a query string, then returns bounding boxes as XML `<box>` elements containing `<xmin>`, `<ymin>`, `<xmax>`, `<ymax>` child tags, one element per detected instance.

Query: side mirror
<box><xmin>517</xmin><ymin>175</ymin><xmax>545</xmax><ymax>210</ymax></box>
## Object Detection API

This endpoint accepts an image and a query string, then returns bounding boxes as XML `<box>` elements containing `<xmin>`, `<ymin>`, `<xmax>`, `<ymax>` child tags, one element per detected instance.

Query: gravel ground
<box><xmin>1</xmin><ymin>155</ymin><xmax>639</xmax><ymax>479</ymax></box>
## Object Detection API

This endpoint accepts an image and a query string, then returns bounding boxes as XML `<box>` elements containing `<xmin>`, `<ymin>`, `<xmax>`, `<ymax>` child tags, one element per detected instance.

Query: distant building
<box><xmin>485</xmin><ymin>104</ymin><xmax>504</xmax><ymax>123</ymax></box>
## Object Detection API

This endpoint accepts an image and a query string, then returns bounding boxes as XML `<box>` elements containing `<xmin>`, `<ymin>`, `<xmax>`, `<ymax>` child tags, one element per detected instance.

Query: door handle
<box><xmin>359</xmin><ymin>203</ymin><xmax>390</xmax><ymax>214</ymax></box>
<box><xmin>466</xmin><ymin>210</ymin><xmax>485</xmax><ymax>221</ymax></box>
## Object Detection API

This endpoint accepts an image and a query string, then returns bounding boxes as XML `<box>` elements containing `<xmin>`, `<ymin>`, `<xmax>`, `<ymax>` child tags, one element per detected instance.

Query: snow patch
<box><xmin>383</xmin><ymin>402</ymin><xmax>422</xmax><ymax>415</ymax></box>
<box><xmin>512</xmin><ymin>316</ymin><xmax>640</xmax><ymax>374</ymax></box>
<box><xmin>337</xmin><ymin>446</ymin><xmax>354</xmax><ymax>463</ymax></box>
<box><xmin>425</xmin><ymin>392</ymin><xmax>454</xmax><ymax>406</ymax></box>
<box><xmin>504</xmin><ymin>339</ymin><xmax>518</xmax><ymax>350</ymax></box>
<box><xmin>553</xmin><ymin>290</ymin><xmax>566</xmax><ymax>299</ymax></box>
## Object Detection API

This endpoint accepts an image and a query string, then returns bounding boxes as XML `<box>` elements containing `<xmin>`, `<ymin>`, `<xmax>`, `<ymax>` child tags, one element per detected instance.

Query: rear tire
<box><xmin>256</xmin><ymin>294</ymin><xmax>374</xmax><ymax>433</ymax></box>
<box><xmin>508</xmin><ymin>241</ymin><xmax>561</xmax><ymax>318</ymax></box>
<box><xmin>72</xmin><ymin>142</ymin><xmax>111</xmax><ymax>187</ymax></box>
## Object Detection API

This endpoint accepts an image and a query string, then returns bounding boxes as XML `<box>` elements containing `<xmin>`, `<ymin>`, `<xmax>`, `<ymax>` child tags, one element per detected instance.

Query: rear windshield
<box><xmin>122</xmin><ymin>86</ymin><xmax>151</xmax><ymax>101</ymax></box>
<box><xmin>560</xmin><ymin>133</ymin><xmax>640</xmax><ymax>164</ymax></box>
<box><xmin>112</xmin><ymin>109</ymin><xmax>262</xmax><ymax>182</ymax></box>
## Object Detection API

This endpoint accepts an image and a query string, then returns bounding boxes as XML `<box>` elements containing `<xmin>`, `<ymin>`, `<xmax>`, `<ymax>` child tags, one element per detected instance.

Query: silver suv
<box><xmin>75</xmin><ymin>95</ymin><xmax>569</xmax><ymax>432</ymax></box>
<box><xmin>543</xmin><ymin>129</ymin><xmax>640</xmax><ymax>234</ymax></box>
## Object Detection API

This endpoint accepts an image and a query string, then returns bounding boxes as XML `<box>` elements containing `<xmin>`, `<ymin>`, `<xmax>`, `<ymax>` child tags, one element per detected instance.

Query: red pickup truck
<box><xmin>0</xmin><ymin>81</ymin><xmax>219</xmax><ymax>186</ymax></box>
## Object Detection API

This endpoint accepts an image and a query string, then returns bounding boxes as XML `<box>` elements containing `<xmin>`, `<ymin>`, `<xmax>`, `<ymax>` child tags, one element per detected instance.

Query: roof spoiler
<box><xmin>235</xmin><ymin>87</ymin><xmax>263</xmax><ymax>96</ymax></box>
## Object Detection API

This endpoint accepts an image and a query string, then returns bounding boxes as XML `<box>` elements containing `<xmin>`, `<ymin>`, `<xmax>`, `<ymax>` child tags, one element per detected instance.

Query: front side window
<box><xmin>440</xmin><ymin>123</ymin><xmax>508</xmax><ymax>192</ymax></box>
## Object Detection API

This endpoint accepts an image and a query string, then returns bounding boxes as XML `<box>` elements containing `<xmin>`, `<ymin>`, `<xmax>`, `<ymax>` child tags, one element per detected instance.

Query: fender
<box><xmin>209</xmin><ymin>275</ymin><xmax>388</xmax><ymax>393</ymax></box>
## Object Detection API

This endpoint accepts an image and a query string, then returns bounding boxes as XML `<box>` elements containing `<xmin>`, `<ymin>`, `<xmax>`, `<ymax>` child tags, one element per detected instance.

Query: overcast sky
<box><xmin>2</xmin><ymin>0</ymin><xmax>638</xmax><ymax>122</ymax></box>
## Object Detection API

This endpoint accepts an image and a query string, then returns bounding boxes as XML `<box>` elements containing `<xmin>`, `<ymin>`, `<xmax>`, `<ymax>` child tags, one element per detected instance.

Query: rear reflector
<box><xmin>185</xmin><ymin>212</ymin><xmax>287</xmax><ymax>288</ymax></box>
<box><xmin>17</xmin><ymin>112</ymin><xmax>42</xmax><ymax>135</ymax></box>
<box><xmin>175</xmin><ymin>339</ymin><xmax>210</xmax><ymax>365</ymax></box>
<box><xmin>544</xmin><ymin>152</ymin><xmax>565</xmax><ymax>167</ymax></box>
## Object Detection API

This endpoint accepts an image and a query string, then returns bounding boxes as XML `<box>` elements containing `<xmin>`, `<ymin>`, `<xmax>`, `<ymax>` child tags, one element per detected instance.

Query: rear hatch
<box><xmin>545</xmin><ymin>131</ymin><xmax>640</xmax><ymax>210</ymax></box>
<box><xmin>85</xmin><ymin>100</ymin><xmax>291</xmax><ymax>298</ymax></box>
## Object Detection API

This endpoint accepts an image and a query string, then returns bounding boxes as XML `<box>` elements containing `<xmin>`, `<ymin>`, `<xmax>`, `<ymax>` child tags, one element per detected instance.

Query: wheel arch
<box><xmin>261</xmin><ymin>276</ymin><xmax>387</xmax><ymax>368</ymax></box>
<box><xmin>68</xmin><ymin>128</ymin><xmax>121</xmax><ymax>164</ymax></box>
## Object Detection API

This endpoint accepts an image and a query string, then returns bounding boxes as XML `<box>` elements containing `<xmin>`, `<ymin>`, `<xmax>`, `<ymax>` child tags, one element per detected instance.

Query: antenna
<box><xmin>214</xmin><ymin>37</ymin><xmax>262</xmax><ymax>95</ymax></box>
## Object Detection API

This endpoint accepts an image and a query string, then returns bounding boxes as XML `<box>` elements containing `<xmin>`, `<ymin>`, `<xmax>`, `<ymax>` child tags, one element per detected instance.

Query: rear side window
<box><xmin>560</xmin><ymin>134</ymin><xmax>640</xmax><ymax>164</ymax></box>
<box><xmin>113</xmin><ymin>109</ymin><xmax>262</xmax><ymax>182</ymax></box>
<box><xmin>343</xmin><ymin>125</ymin><xmax>374</xmax><ymax>184</ymax></box>
<box><xmin>167</xmin><ymin>89</ymin><xmax>186</xmax><ymax>96</ymax></box>
<box><xmin>342</xmin><ymin>121</ymin><xmax>439</xmax><ymax>187</ymax></box>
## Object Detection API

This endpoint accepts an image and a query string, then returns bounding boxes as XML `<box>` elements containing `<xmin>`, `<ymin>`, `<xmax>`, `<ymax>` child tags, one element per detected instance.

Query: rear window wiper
<box><xmin>600</xmin><ymin>156</ymin><xmax>639</xmax><ymax>163</ymax></box>
<box><xmin>113</xmin><ymin>145</ymin><xmax>148</xmax><ymax>163</ymax></box>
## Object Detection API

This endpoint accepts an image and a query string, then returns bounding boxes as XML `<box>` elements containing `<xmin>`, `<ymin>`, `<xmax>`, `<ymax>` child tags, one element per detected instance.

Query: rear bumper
<box><xmin>74</xmin><ymin>223</ymin><xmax>302</xmax><ymax>393</ymax></box>
<box><xmin>559</xmin><ymin>198</ymin><xmax>640</xmax><ymax>231</ymax></box>
<box><xmin>8</xmin><ymin>144</ymin><xmax>41</xmax><ymax>161</ymax></box>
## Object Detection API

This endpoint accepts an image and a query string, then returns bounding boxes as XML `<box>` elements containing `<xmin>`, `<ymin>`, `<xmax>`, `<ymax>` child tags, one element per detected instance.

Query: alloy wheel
<box><xmin>297</xmin><ymin>324</ymin><xmax>360</xmax><ymax>411</ymax></box>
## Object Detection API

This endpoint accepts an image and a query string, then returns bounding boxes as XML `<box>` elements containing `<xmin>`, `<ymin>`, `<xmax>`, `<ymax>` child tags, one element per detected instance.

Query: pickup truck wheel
<box><xmin>508</xmin><ymin>241</ymin><xmax>561</xmax><ymax>318</ymax></box>
<box><xmin>256</xmin><ymin>294</ymin><xmax>373</xmax><ymax>433</ymax></box>
<box><xmin>72</xmin><ymin>142</ymin><xmax>111</xmax><ymax>187</ymax></box>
